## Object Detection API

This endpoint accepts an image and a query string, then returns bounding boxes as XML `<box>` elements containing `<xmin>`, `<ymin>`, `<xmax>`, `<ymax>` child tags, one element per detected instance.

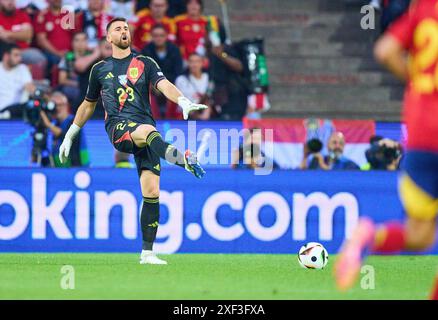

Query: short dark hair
<box><xmin>2</xmin><ymin>43</ymin><xmax>20</xmax><ymax>57</ymax></box>
<box><xmin>150</xmin><ymin>0</ymin><xmax>168</xmax><ymax>6</ymax></box>
<box><xmin>188</xmin><ymin>52</ymin><xmax>203</xmax><ymax>59</ymax></box>
<box><xmin>185</xmin><ymin>0</ymin><xmax>203</xmax><ymax>10</ymax></box>
<box><xmin>72</xmin><ymin>31</ymin><xmax>88</xmax><ymax>44</ymax></box>
<box><xmin>106</xmin><ymin>17</ymin><xmax>128</xmax><ymax>33</ymax></box>
<box><xmin>151</xmin><ymin>23</ymin><xmax>168</xmax><ymax>33</ymax></box>
<box><xmin>369</xmin><ymin>135</ymin><xmax>384</xmax><ymax>145</ymax></box>
<box><xmin>73</xmin><ymin>31</ymin><xmax>88</xmax><ymax>39</ymax></box>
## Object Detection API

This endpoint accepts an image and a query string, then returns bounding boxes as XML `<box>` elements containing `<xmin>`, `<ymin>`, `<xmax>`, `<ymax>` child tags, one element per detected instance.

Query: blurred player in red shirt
<box><xmin>133</xmin><ymin>0</ymin><xmax>176</xmax><ymax>51</ymax></box>
<box><xmin>34</xmin><ymin>0</ymin><xmax>77</xmax><ymax>68</ymax></box>
<box><xmin>335</xmin><ymin>0</ymin><xmax>438</xmax><ymax>300</ymax></box>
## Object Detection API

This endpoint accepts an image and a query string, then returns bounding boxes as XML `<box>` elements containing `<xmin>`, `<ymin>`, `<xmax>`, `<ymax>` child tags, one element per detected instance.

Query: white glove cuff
<box><xmin>177</xmin><ymin>96</ymin><xmax>191</xmax><ymax>108</ymax></box>
<box><xmin>65</xmin><ymin>123</ymin><xmax>81</xmax><ymax>140</ymax></box>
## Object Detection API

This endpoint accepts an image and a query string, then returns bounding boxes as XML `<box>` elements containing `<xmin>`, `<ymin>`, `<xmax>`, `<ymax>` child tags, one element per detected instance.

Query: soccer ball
<box><xmin>297</xmin><ymin>242</ymin><xmax>329</xmax><ymax>269</ymax></box>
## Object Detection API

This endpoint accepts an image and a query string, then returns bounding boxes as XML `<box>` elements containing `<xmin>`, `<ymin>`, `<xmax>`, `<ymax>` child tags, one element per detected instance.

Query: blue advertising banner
<box><xmin>0</xmin><ymin>121</ymin><xmax>401</xmax><ymax>168</ymax></box>
<box><xmin>0</xmin><ymin>168</ymin><xmax>436</xmax><ymax>254</ymax></box>
<box><xmin>0</xmin><ymin>121</ymin><xmax>243</xmax><ymax>168</ymax></box>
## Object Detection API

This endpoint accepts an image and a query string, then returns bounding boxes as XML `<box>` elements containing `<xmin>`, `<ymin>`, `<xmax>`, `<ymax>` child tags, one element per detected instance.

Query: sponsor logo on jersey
<box><xmin>118</xmin><ymin>75</ymin><xmax>128</xmax><ymax>86</ymax></box>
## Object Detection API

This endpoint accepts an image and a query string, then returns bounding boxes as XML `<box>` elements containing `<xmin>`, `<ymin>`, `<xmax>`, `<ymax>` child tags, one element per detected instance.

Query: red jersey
<box><xmin>388</xmin><ymin>0</ymin><xmax>438</xmax><ymax>151</ymax></box>
<box><xmin>0</xmin><ymin>9</ymin><xmax>32</xmax><ymax>49</ymax></box>
<box><xmin>133</xmin><ymin>13</ymin><xmax>176</xmax><ymax>50</ymax></box>
<box><xmin>174</xmin><ymin>14</ymin><xmax>209</xmax><ymax>60</ymax></box>
<box><xmin>34</xmin><ymin>8</ymin><xmax>75</xmax><ymax>52</ymax></box>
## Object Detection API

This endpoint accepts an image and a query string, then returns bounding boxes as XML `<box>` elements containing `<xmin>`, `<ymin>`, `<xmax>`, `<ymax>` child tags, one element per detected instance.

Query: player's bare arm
<box><xmin>73</xmin><ymin>99</ymin><xmax>97</xmax><ymax>128</ymax></box>
<box><xmin>374</xmin><ymin>34</ymin><xmax>408</xmax><ymax>82</ymax></box>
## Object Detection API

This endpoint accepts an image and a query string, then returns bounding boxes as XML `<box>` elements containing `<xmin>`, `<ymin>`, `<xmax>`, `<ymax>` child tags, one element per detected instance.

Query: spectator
<box><xmin>136</xmin><ymin>0</ymin><xmax>186</xmax><ymax>18</ymax></box>
<box><xmin>39</xmin><ymin>91</ymin><xmax>89</xmax><ymax>167</ymax></box>
<box><xmin>142</xmin><ymin>23</ymin><xmax>182</xmax><ymax>83</ymax></box>
<box><xmin>75</xmin><ymin>0</ymin><xmax>113</xmax><ymax>49</ymax></box>
<box><xmin>16</xmin><ymin>0</ymin><xmax>47</xmax><ymax>11</ymax></box>
<box><xmin>0</xmin><ymin>44</ymin><xmax>35</xmax><ymax>119</ymax></box>
<box><xmin>207</xmin><ymin>39</ymin><xmax>248</xmax><ymax>120</ymax></box>
<box><xmin>301</xmin><ymin>132</ymin><xmax>360</xmax><ymax>170</ymax></box>
<box><xmin>34</xmin><ymin>0</ymin><xmax>76</xmax><ymax>71</ymax></box>
<box><xmin>142</xmin><ymin>23</ymin><xmax>183</xmax><ymax>119</ymax></box>
<box><xmin>62</xmin><ymin>0</ymin><xmax>87</xmax><ymax>11</ymax></box>
<box><xmin>174</xmin><ymin>0</ymin><xmax>213</xmax><ymax>60</ymax></box>
<box><xmin>133</xmin><ymin>0</ymin><xmax>176</xmax><ymax>51</ymax></box>
<box><xmin>364</xmin><ymin>136</ymin><xmax>403</xmax><ymax>170</ymax></box>
<box><xmin>0</xmin><ymin>0</ymin><xmax>45</xmax><ymax>64</ymax></box>
<box><xmin>231</xmin><ymin>127</ymin><xmax>277</xmax><ymax>170</ymax></box>
<box><xmin>361</xmin><ymin>135</ymin><xmax>383</xmax><ymax>170</ymax></box>
<box><xmin>175</xmin><ymin>52</ymin><xmax>211</xmax><ymax>120</ymax></box>
<box><xmin>57</xmin><ymin>31</ymin><xmax>90</xmax><ymax>110</ymax></box>
<box><xmin>175</xmin><ymin>53</ymin><xmax>212</xmax><ymax>120</ymax></box>
<box><xmin>108</xmin><ymin>0</ymin><xmax>137</xmax><ymax>23</ymax></box>
<box><xmin>16</xmin><ymin>1</ymin><xmax>46</xmax><ymax>25</ymax></box>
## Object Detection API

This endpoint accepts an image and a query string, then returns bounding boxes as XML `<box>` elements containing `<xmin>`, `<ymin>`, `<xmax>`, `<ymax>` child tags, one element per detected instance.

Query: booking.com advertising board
<box><xmin>2</xmin><ymin>168</ymin><xmax>437</xmax><ymax>254</ymax></box>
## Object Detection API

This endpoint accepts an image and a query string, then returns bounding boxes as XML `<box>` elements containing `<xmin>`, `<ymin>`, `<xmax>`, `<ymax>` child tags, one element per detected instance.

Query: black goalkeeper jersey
<box><xmin>85</xmin><ymin>52</ymin><xmax>166</xmax><ymax>134</ymax></box>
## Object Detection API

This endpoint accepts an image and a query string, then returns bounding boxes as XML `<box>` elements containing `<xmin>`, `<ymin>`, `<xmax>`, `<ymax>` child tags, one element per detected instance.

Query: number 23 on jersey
<box><xmin>117</xmin><ymin>86</ymin><xmax>135</xmax><ymax>104</ymax></box>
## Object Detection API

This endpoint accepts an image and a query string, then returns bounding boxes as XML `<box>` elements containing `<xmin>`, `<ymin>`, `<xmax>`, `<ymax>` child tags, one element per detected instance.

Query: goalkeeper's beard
<box><xmin>114</xmin><ymin>37</ymin><xmax>131</xmax><ymax>50</ymax></box>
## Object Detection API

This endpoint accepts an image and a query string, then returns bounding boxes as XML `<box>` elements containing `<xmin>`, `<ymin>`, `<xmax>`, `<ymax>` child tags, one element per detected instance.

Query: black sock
<box><xmin>141</xmin><ymin>197</ymin><xmax>160</xmax><ymax>251</ymax></box>
<box><xmin>146</xmin><ymin>131</ymin><xmax>185</xmax><ymax>167</ymax></box>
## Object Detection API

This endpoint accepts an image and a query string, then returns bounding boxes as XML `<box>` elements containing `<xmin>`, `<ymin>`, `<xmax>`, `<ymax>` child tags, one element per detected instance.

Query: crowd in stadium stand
<box><xmin>0</xmin><ymin>0</ymin><xmax>251</xmax><ymax>121</ymax></box>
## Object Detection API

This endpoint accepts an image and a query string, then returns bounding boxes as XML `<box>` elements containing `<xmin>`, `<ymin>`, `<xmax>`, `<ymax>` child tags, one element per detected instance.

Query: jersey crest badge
<box><xmin>129</xmin><ymin>67</ymin><xmax>139</xmax><ymax>80</ymax></box>
<box><xmin>127</xmin><ymin>57</ymin><xmax>145</xmax><ymax>85</ymax></box>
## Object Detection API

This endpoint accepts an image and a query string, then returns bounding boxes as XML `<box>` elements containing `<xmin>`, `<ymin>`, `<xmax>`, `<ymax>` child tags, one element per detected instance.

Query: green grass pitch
<box><xmin>0</xmin><ymin>253</ymin><xmax>436</xmax><ymax>299</ymax></box>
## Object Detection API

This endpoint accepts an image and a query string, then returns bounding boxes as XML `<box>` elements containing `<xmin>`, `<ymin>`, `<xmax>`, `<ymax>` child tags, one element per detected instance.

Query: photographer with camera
<box><xmin>300</xmin><ymin>131</ymin><xmax>360</xmax><ymax>170</ymax></box>
<box><xmin>231</xmin><ymin>127</ymin><xmax>277</xmax><ymax>170</ymax></box>
<box><xmin>39</xmin><ymin>91</ymin><xmax>89</xmax><ymax>168</ymax></box>
<box><xmin>364</xmin><ymin>136</ymin><xmax>403</xmax><ymax>170</ymax></box>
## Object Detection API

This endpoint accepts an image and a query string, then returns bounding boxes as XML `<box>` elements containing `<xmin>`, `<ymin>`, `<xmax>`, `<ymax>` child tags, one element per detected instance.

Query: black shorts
<box><xmin>109</xmin><ymin>119</ymin><xmax>160</xmax><ymax>177</ymax></box>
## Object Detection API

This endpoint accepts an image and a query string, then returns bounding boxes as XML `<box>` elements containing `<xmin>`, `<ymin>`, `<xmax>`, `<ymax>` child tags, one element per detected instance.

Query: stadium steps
<box><xmin>270</xmin><ymin>71</ymin><xmax>403</xmax><ymax>86</ymax></box>
<box><xmin>204</xmin><ymin>0</ymin><xmax>402</xmax><ymax>120</ymax></box>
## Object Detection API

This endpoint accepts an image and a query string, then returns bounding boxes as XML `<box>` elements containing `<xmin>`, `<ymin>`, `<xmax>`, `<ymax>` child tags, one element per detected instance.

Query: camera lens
<box><xmin>307</xmin><ymin>138</ymin><xmax>323</xmax><ymax>153</ymax></box>
<box><xmin>46</xmin><ymin>101</ymin><xmax>56</xmax><ymax>112</ymax></box>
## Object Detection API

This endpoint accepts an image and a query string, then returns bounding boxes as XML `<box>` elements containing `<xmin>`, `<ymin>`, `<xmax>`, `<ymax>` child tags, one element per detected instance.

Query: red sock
<box><xmin>431</xmin><ymin>275</ymin><xmax>438</xmax><ymax>300</ymax></box>
<box><xmin>372</xmin><ymin>222</ymin><xmax>406</xmax><ymax>253</ymax></box>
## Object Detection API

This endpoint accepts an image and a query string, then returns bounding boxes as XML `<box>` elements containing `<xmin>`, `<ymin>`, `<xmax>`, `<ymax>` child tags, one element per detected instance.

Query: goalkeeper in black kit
<box><xmin>58</xmin><ymin>18</ymin><xmax>207</xmax><ymax>265</ymax></box>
